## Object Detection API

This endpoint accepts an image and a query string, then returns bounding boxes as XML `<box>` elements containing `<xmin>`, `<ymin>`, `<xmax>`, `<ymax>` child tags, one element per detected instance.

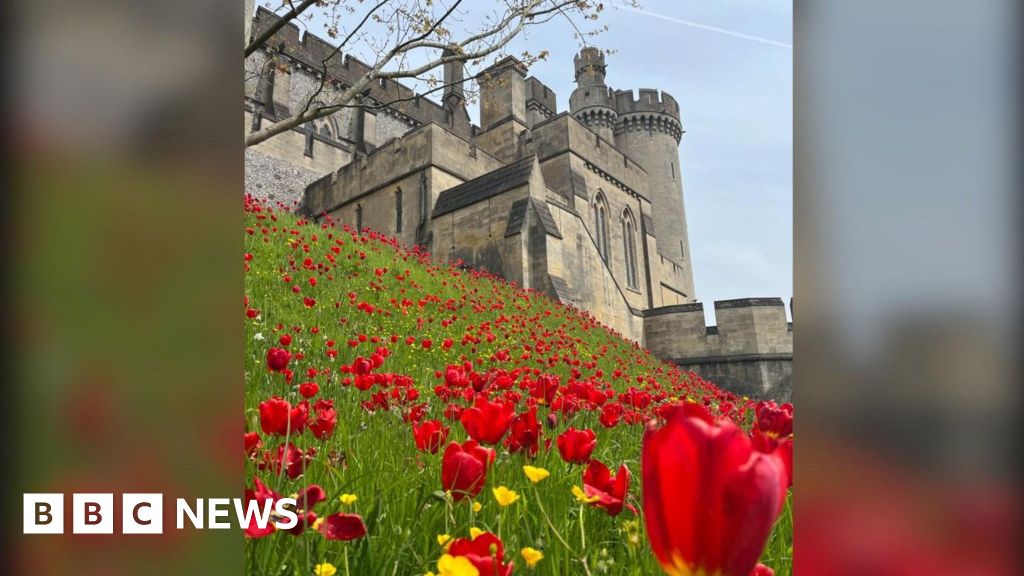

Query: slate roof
<box><xmin>433</xmin><ymin>156</ymin><xmax>536</xmax><ymax>218</ymax></box>
<box><xmin>533</xmin><ymin>200</ymin><xmax>563</xmax><ymax>239</ymax></box>
<box><xmin>504</xmin><ymin>198</ymin><xmax>529</xmax><ymax>237</ymax></box>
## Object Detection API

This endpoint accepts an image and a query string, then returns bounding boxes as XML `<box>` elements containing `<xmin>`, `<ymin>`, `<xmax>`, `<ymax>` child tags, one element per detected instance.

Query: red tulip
<box><xmin>557</xmin><ymin>427</ymin><xmax>597</xmax><ymax>464</ymax></box>
<box><xmin>441</xmin><ymin>440</ymin><xmax>495</xmax><ymax>501</ymax></box>
<box><xmin>642</xmin><ymin>406</ymin><xmax>788</xmax><ymax>576</ymax></box>
<box><xmin>459</xmin><ymin>396</ymin><xmax>513</xmax><ymax>445</ymax></box>
<box><xmin>298</xmin><ymin>381</ymin><xmax>319</xmax><ymax>398</ymax></box>
<box><xmin>504</xmin><ymin>408</ymin><xmax>540</xmax><ymax>457</ymax></box>
<box><xmin>751</xmin><ymin>563</ymin><xmax>775</xmax><ymax>576</ymax></box>
<box><xmin>244</xmin><ymin>431</ymin><xmax>262</xmax><ymax>455</ymax></box>
<box><xmin>258</xmin><ymin>397</ymin><xmax>291</xmax><ymax>435</ymax></box>
<box><xmin>412</xmin><ymin>419</ymin><xmax>449</xmax><ymax>454</ymax></box>
<box><xmin>447</xmin><ymin>531</ymin><xmax>514</xmax><ymax>576</ymax></box>
<box><xmin>755</xmin><ymin>401</ymin><xmax>793</xmax><ymax>438</ymax></box>
<box><xmin>266</xmin><ymin>347</ymin><xmax>291</xmax><ymax>372</ymax></box>
<box><xmin>243</xmin><ymin>477</ymin><xmax>279</xmax><ymax>538</ymax></box>
<box><xmin>307</xmin><ymin>399</ymin><xmax>337</xmax><ymax>440</ymax></box>
<box><xmin>582</xmin><ymin>459</ymin><xmax>631</xmax><ymax>516</ymax></box>
<box><xmin>320</xmin><ymin>512</ymin><xmax>367</xmax><ymax>541</ymax></box>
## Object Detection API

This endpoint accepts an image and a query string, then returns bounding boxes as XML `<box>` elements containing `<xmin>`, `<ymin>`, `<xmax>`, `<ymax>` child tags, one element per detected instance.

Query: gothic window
<box><xmin>395</xmin><ymin>188</ymin><xmax>403</xmax><ymax>233</ymax></box>
<box><xmin>304</xmin><ymin>123</ymin><xmax>314</xmax><ymax>157</ymax></box>
<box><xmin>319</xmin><ymin>124</ymin><xmax>332</xmax><ymax>140</ymax></box>
<box><xmin>622</xmin><ymin>209</ymin><xmax>638</xmax><ymax>289</ymax></box>
<box><xmin>593</xmin><ymin>192</ymin><xmax>610</xmax><ymax>262</ymax></box>
<box><xmin>355</xmin><ymin>204</ymin><xmax>363</xmax><ymax>232</ymax></box>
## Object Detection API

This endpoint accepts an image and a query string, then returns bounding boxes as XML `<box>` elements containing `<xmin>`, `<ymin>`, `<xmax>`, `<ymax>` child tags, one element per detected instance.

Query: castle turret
<box><xmin>569</xmin><ymin>48</ymin><xmax>617</xmax><ymax>142</ymax></box>
<box><xmin>614</xmin><ymin>88</ymin><xmax>694</xmax><ymax>299</ymax></box>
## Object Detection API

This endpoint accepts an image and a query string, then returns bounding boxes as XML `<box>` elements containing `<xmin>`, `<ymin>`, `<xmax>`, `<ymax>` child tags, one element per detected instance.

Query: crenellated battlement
<box><xmin>248</xmin><ymin>7</ymin><xmax>471</xmax><ymax>136</ymax></box>
<box><xmin>614</xmin><ymin>88</ymin><xmax>681</xmax><ymax>120</ymax></box>
<box><xmin>643</xmin><ymin>298</ymin><xmax>792</xmax><ymax>400</ymax></box>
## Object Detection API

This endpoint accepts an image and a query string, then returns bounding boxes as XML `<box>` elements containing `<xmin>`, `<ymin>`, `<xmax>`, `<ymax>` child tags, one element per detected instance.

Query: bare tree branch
<box><xmin>245</xmin><ymin>0</ymin><xmax>319</xmax><ymax>57</ymax></box>
<box><xmin>244</xmin><ymin>0</ymin><xmax>611</xmax><ymax>148</ymax></box>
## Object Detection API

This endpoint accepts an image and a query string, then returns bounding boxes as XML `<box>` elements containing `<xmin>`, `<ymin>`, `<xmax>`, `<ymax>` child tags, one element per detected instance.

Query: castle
<box><xmin>244</xmin><ymin>7</ymin><xmax>792</xmax><ymax>401</ymax></box>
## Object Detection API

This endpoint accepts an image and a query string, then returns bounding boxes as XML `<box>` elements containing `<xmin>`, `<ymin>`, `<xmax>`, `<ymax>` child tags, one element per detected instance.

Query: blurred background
<box><xmin>1</xmin><ymin>0</ymin><xmax>1020</xmax><ymax>574</ymax></box>
<box><xmin>4</xmin><ymin>0</ymin><xmax>243</xmax><ymax>574</ymax></box>
<box><xmin>794</xmin><ymin>1</ymin><xmax>1022</xmax><ymax>574</ymax></box>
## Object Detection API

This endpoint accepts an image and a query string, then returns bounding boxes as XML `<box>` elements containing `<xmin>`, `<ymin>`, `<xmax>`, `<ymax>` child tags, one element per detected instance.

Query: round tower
<box><xmin>569</xmin><ymin>47</ymin><xmax>617</xmax><ymax>142</ymax></box>
<box><xmin>614</xmin><ymin>88</ymin><xmax>695</xmax><ymax>300</ymax></box>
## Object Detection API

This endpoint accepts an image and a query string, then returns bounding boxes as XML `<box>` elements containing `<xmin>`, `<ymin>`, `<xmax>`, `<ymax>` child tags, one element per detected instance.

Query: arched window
<box><xmin>622</xmin><ymin>208</ymin><xmax>638</xmax><ymax>289</ymax></box>
<box><xmin>593</xmin><ymin>192</ymin><xmax>610</xmax><ymax>262</ymax></box>
<box><xmin>319</xmin><ymin>124</ymin><xmax>332</xmax><ymax>140</ymax></box>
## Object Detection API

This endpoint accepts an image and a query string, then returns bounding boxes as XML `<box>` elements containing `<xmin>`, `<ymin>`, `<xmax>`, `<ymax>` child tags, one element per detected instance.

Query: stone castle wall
<box><xmin>244</xmin><ymin>6</ymin><xmax>792</xmax><ymax>401</ymax></box>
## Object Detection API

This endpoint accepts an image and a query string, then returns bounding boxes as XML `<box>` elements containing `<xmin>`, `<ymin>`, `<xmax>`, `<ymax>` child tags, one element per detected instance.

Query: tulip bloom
<box><xmin>320</xmin><ymin>512</ymin><xmax>367</xmax><ymax>541</ymax></box>
<box><xmin>642</xmin><ymin>407</ymin><xmax>787</xmax><ymax>576</ymax></box>
<box><xmin>266</xmin><ymin>347</ymin><xmax>291</xmax><ymax>372</ymax></box>
<box><xmin>459</xmin><ymin>396</ymin><xmax>513</xmax><ymax>445</ymax></box>
<box><xmin>441</xmin><ymin>440</ymin><xmax>495</xmax><ymax>501</ymax></box>
<box><xmin>243</xmin><ymin>477</ymin><xmax>279</xmax><ymax>538</ymax></box>
<box><xmin>446</xmin><ymin>531</ymin><xmax>514</xmax><ymax>576</ymax></box>
<box><xmin>307</xmin><ymin>399</ymin><xmax>337</xmax><ymax>440</ymax></box>
<box><xmin>412</xmin><ymin>419</ymin><xmax>449</xmax><ymax>454</ymax></box>
<box><xmin>556</xmin><ymin>427</ymin><xmax>597</xmax><ymax>464</ymax></box>
<box><xmin>582</xmin><ymin>459</ymin><xmax>631</xmax><ymax>516</ymax></box>
<box><xmin>258</xmin><ymin>397</ymin><xmax>303</xmax><ymax>436</ymax></box>
<box><xmin>504</xmin><ymin>408</ymin><xmax>540</xmax><ymax>457</ymax></box>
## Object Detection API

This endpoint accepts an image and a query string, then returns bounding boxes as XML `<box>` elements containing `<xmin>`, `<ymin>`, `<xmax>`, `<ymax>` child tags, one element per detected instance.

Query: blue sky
<box><xmin>264</xmin><ymin>0</ymin><xmax>792</xmax><ymax>323</ymax></box>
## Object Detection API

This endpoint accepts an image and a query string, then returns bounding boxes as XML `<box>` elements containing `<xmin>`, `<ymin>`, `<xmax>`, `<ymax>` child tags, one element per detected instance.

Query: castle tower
<box><xmin>614</xmin><ymin>88</ymin><xmax>695</xmax><ymax>300</ymax></box>
<box><xmin>569</xmin><ymin>48</ymin><xmax>617</xmax><ymax>142</ymax></box>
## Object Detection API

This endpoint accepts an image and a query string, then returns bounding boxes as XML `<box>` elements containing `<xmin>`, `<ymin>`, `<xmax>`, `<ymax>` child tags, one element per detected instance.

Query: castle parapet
<box><xmin>643</xmin><ymin>298</ymin><xmax>792</xmax><ymax>400</ymax></box>
<box><xmin>614</xmin><ymin>88</ymin><xmax>681</xmax><ymax>120</ymax></box>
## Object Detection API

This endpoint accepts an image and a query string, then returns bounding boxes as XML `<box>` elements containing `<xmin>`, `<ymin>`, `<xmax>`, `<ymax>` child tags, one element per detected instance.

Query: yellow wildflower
<box><xmin>572</xmin><ymin>485</ymin><xmax>599</xmax><ymax>504</ymax></box>
<box><xmin>437</xmin><ymin>533</ymin><xmax>453</xmax><ymax>550</ymax></box>
<box><xmin>313</xmin><ymin>562</ymin><xmax>337</xmax><ymax>576</ymax></box>
<box><xmin>492</xmin><ymin>486</ymin><xmax>520</xmax><ymax>507</ymax></box>
<box><xmin>522</xmin><ymin>465</ymin><xmax>550</xmax><ymax>484</ymax></box>
<box><xmin>436</xmin><ymin>554</ymin><xmax>480</xmax><ymax>576</ymax></box>
<box><xmin>311</xmin><ymin>517</ymin><xmax>324</xmax><ymax>531</ymax></box>
<box><xmin>469</xmin><ymin>527</ymin><xmax>485</xmax><ymax>539</ymax></box>
<box><xmin>520</xmin><ymin>547</ymin><xmax>544</xmax><ymax>568</ymax></box>
<box><xmin>339</xmin><ymin>494</ymin><xmax>358</xmax><ymax>506</ymax></box>
<box><xmin>472</xmin><ymin>501</ymin><xmax>482</xmax><ymax>513</ymax></box>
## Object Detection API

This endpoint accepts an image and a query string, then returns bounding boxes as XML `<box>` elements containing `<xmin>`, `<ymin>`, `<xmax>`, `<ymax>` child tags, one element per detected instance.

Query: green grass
<box><xmin>244</xmin><ymin>203</ymin><xmax>792</xmax><ymax>575</ymax></box>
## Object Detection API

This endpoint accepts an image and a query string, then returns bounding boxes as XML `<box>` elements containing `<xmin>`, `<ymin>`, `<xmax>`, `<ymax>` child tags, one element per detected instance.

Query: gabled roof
<box><xmin>432</xmin><ymin>156</ymin><xmax>536</xmax><ymax>218</ymax></box>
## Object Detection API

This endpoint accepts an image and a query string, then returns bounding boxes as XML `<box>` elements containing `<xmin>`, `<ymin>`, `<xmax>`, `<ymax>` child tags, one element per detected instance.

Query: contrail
<box><xmin>611</xmin><ymin>4</ymin><xmax>793</xmax><ymax>50</ymax></box>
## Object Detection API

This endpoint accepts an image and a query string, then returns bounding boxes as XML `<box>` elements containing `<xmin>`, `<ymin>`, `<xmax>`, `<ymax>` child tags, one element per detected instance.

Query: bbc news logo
<box><xmin>23</xmin><ymin>493</ymin><xmax>298</xmax><ymax>534</ymax></box>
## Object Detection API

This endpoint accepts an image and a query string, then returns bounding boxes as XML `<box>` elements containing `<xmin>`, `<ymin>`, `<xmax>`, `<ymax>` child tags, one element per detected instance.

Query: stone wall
<box><xmin>643</xmin><ymin>298</ymin><xmax>793</xmax><ymax>400</ymax></box>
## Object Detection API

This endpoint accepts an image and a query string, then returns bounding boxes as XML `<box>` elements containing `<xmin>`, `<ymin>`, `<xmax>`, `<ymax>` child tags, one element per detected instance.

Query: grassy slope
<box><xmin>244</xmin><ymin>202</ymin><xmax>792</xmax><ymax>575</ymax></box>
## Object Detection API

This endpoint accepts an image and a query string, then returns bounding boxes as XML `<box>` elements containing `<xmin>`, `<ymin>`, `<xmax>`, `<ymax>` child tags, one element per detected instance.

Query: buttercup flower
<box><xmin>339</xmin><ymin>493</ymin><xmax>357</xmax><ymax>506</ymax></box>
<box><xmin>520</xmin><ymin>547</ymin><xmax>544</xmax><ymax>568</ymax></box>
<box><xmin>313</xmin><ymin>562</ymin><xmax>337</xmax><ymax>576</ymax></box>
<box><xmin>491</xmin><ymin>486</ymin><xmax>519</xmax><ymax>507</ymax></box>
<box><xmin>522</xmin><ymin>465</ymin><xmax>550</xmax><ymax>484</ymax></box>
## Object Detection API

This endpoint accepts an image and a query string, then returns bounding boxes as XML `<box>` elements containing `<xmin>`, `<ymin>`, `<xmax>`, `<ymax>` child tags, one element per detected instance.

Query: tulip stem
<box><xmin>343</xmin><ymin>544</ymin><xmax>350</xmax><ymax>576</ymax></box>
<box><xmin>578</xmin><ymin>503</ymin><xmax>586</xmax><ymax>550</ymax></box>
<box><xmin>531</xmin><ymin>485</ymin><xmax>572</xmax><ymax>552</ymax></box>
